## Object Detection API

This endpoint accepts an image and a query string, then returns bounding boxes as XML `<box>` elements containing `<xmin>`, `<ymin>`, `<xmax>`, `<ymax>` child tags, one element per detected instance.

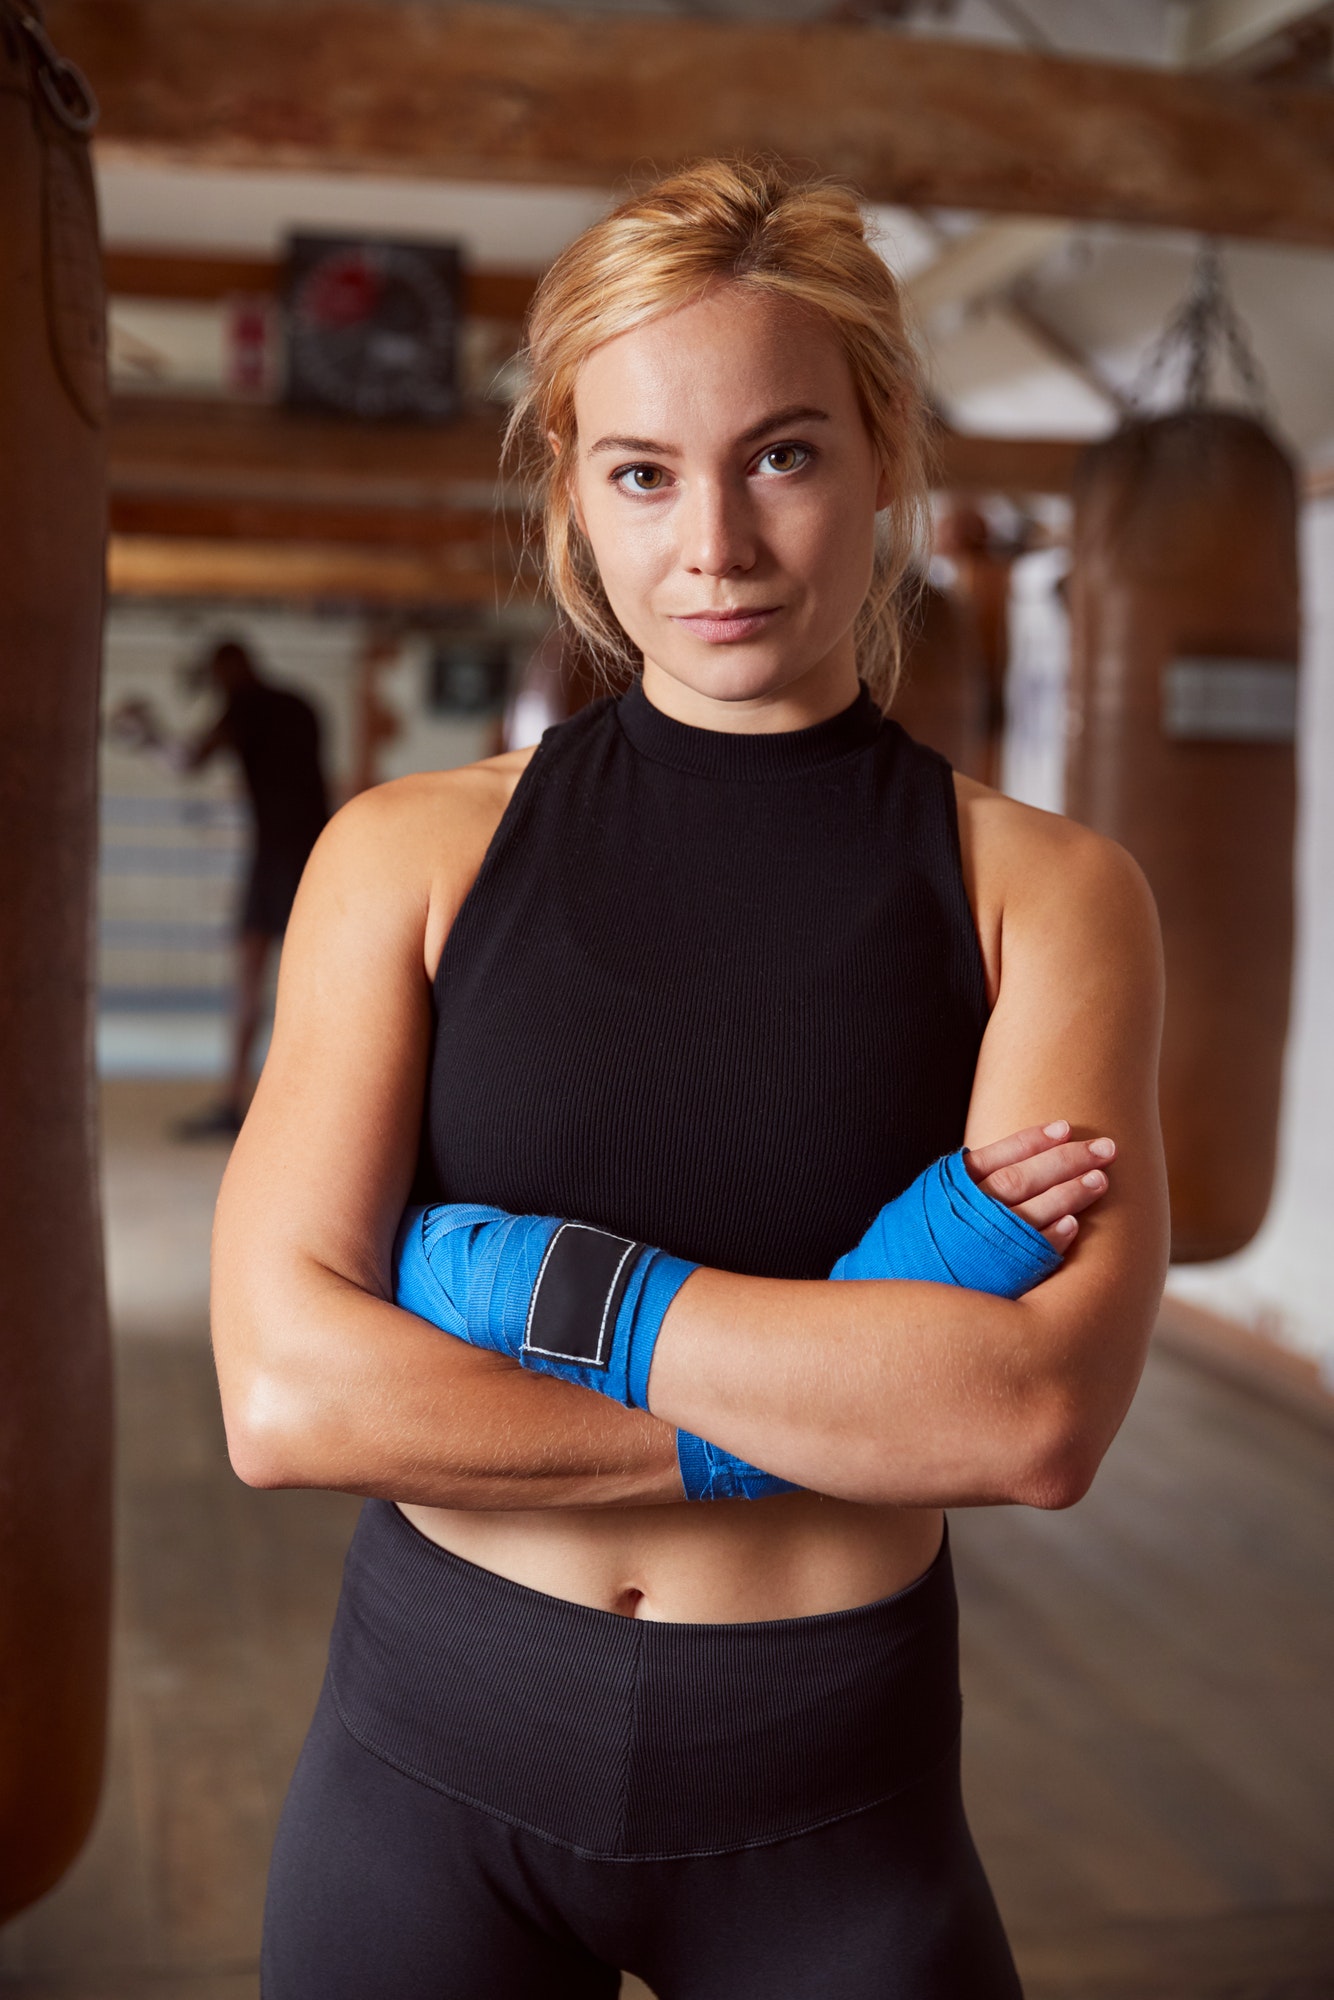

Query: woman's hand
<box><xmin>964</xmin><ymin>1121</ymin><xmax>1116</xmax><ymax>1250</ymax></box>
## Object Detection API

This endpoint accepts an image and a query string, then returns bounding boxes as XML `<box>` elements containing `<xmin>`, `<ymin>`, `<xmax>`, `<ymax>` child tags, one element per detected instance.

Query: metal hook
<box><xmin>16</xmin><ymin>8</ymin><xmax>99</xmax><ymax>134</ymax></box>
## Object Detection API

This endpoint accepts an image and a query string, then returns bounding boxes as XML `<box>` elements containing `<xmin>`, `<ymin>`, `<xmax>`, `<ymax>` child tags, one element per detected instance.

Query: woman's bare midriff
<box><xmin>396</xmin><ymin>1495</ymin><xmax>945</xmax><ymax>1622</ymax></box>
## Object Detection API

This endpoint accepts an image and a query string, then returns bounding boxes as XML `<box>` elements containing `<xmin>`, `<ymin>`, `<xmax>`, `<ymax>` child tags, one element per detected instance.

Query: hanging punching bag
<box><xmin>891</xmin><ymin>580</ymin><xmax>991</xmax><ymax>780</ymax></box>
<box><xmin>0</xmin><ymin>2</ymin><xmax>111</xmax><ymax>1916</ymax></box>
<box><xmin>934</xmin><ymin>504</ymin><xmax>1013</xmax><ymax>787</ymax></box>
<box><xmin>1067</xmin><ymin>409</ymin><xmax>1298</xmax><ymax>1262</ymax></box>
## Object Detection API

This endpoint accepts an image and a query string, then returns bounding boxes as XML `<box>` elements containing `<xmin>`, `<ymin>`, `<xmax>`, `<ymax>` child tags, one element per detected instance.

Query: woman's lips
<box><xmin>671</xmin><ymin>608</ymin><xmax>781</xmax><ymax>644</ymax></box>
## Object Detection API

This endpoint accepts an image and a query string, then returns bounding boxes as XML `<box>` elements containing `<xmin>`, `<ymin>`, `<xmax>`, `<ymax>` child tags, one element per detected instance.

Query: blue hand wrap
<box><xmin>674</xmin><ymin>1152</ymin><xmax>1056</xmax><ymax>1497</ymax></box>
<box><xmin>675</xmin><ymin>1432</ymin><xmax>796</xmax><ymax>1502</ymax></box>
<box><xmin>392</xmin><ymin>1148</ymin><xmax>1058</xmax><ymax>1507</ymax></box>
<box><xmin>393</xmin><ymin>1203</ymin><xmax>696</xmax><ymax>1409</ymax></box>
<box><xmin>393</xmin><ymin>1202</ymin><xmax>793</xmax><ymax>1500</ymax></box>
<box><xmin>830</xmin><ymin>1148</ymin><xmax>1061</xmax><ymax>1296</ymax></box>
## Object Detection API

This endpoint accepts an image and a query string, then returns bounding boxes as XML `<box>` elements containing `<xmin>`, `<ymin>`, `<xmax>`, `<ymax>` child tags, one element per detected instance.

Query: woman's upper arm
<box><xmin>217</xmin><ymin>785</ymin><xmax>430</xmax><ymax>1298</ymax></box>
<box><xmin>958</xmin><ymin>784</ymin><xmax>1171</xmax><ymax>1449</ymax></box>
<box><xmin>212</xmin><ymin>768</ymin><xmax>502</xmax><ymax>1355</ymax></box>
<box><xmin>209</xmin><ymin>758</ymin><xmax>682</xmax><ymax>1506</ymax></box>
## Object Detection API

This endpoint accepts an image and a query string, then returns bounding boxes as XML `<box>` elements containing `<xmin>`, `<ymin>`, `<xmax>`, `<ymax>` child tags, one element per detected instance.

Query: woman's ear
<box><xmin>874</xmin><ymin>457</ymin><xmax>895</xmax><ymax>512</ymax></box>
<box><xmin>552</xmin><ymin>431</ymin><xmax>590</xmax><ymax>538</ymax></box>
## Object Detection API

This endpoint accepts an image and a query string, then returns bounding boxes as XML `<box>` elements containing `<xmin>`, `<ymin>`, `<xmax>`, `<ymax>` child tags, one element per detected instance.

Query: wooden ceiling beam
<box><xmin>104</xmin><ymin>248</ymin><xmax>538</xmax><ymax>320</ymax></box>
<box><xmin>932</xmin><ymin>428</ymin><xmax>1088</xmax><ymax>495</ymax></box>
<box><xmin>107</xmin><ymin>396</ymin><xmax>515</xmax><ymax>508</ymax></box>
<box><xmin>107</xmin><ymin>491</ymin><xmax>509</xmax><ymax>548</ymax></box>
<box><xmin>49</xmin><ymin>0</ymin><xmax>1334</xmax><ymax>247</ymax></box>
<box><xmin>907</xmin><ymin>220</ymin><xmax>1072</xmax><ymax>323</ymax></box>
<box><xmin>106</xmin><ymin>535</ymin><xmax>531</xmax><ymax>607</ymax></box>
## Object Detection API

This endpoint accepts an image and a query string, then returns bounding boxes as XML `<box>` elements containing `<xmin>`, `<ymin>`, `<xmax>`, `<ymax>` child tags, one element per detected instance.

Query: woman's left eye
<box><xmin>613</xmin><ymin>464</ymin><xmax>669</xmax><ymax>493</ymax></box>
<box><xmin>756</xmin><ymin>444</ymin><xmax>811</xmax><ymax>475</ymax></box>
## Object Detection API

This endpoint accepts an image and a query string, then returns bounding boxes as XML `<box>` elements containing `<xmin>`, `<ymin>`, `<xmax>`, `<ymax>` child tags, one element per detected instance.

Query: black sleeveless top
<box><xmin>418</xmin><ymin>679</ymin><xmax>988</xmax><ymax>1281</ymax></box>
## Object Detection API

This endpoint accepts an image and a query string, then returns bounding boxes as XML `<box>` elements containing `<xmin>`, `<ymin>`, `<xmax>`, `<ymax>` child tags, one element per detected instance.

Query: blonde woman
<box><xmin>214</xmin><ymin>161</ymin><xmax>1168</xmax><ymax>1998</ymax></box>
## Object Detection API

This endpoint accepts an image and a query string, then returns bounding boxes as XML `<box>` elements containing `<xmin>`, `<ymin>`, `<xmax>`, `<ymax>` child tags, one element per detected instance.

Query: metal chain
<box><xmin>1131</xmin><ymin>241</ymin><xmax>1270</xmax><ymax>417</ymax></box>
<box><xmin>8</xmin><ymin>3</ymin><xmax>99</xmax><ymax>134</ymax></box>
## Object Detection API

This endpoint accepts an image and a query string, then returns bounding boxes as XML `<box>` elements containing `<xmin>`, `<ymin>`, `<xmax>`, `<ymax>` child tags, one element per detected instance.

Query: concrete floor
<box><xmin>1</xmin><ymin>1079</ymin><xmax>1332</xmax><ymax>1997</ymax></box>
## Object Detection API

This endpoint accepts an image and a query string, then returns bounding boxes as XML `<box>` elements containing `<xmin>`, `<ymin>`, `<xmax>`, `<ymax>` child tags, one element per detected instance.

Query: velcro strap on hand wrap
<box><xmin>392</xmin><ymin>1202</ymin><xmax>696</xmax><ymax>1409</ymax></box>
<box><xmin>522</xmin><ymin>1223</ymin><xmax>640</xmax><ymax>1369</ymax></box>
<box><xmin>830</xmin><ymin>1148</ymin><xmax>1061</xmax><ymax>1297</ymax></box>
<box><xmin>521</xmin><ymin>1221</ymin><xmax>696</xmax><ymax>1407</ymax></box>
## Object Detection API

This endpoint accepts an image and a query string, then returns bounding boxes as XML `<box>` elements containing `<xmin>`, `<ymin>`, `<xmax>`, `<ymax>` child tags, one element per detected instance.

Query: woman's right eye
<box><xmin>613</xmin><ymin>464</ymin><xmax>668</xmax><ymax>493</ymax></box>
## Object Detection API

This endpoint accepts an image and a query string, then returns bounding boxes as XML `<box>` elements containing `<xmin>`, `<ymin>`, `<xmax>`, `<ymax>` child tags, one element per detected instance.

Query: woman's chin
<box><xmin>643</xmin><ymin>637</ymin><xmax>844</xmax><ymax>716</ymax></box>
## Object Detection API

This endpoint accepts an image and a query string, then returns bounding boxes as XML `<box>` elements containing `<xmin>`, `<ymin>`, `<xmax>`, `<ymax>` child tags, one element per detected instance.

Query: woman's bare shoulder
<box><xmin>313</xmin><ymin>748</ymin><xmax>536</xmax><ymax>883</ymax></box>
<box><xmin>328</xmin><ymin>746</ymin><xmax>535</xmax><ymax>849</ymax></box>
<box><xmin>295</xmin><ymin>746</ymin><xmax>539</xmax><ymax>976</ymax></box>
<box><xmin>952</xmin><ymin>772</ymin><xmax>1158</xmax><ymax>1002</ymax></box>
<box><xmin>954</xmin><ymin>771</ymin><xmax>1150</xmax><ymax>888</ymax></box>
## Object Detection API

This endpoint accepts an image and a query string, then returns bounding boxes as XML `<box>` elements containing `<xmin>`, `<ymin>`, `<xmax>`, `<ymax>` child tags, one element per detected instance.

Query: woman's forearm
<box><xmin>646</xmin><ymin>1268</ymin><xmax>1129</xmax><ymax>1511</ymax></box>
<box><xmin>216</xmin><ymin>1252</ymin><xmax>682</xmax><ymax>1509</ymax></box>
<box><xmin>219</xmin><ymin>1257</ymin><xmax>1107</xmax><ymax>1515</ymax></box>
<box><xmin>217</xmin><ymin>1184</ymin><xmax>1146</xmax><ymax>1514</ymax></box>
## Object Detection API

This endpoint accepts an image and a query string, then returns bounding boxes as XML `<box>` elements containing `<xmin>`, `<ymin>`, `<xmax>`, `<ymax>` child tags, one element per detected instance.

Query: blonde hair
<box><xmin>504</xmin><ymin>158</ymin><xmax>933</xmax><ymax>710</ymax></box>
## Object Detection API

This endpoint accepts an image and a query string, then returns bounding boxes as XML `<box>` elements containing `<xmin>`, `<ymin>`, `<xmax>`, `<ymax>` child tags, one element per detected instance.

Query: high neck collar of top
<box><xmin>615</xmin><ymin>676</ymin><xmax>882</xmax><ymax>781</ymax></box>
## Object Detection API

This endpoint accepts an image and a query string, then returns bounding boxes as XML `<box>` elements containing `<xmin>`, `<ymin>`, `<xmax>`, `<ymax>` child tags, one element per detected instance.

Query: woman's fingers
<box><xmin>964</xmin><ymin>1125</ymin><xmax>1118</xmax><ymax>1254</ymax></box>
<box><xmin>1012</xmin><ymin>1168</ymin><xmax>1111</xmax><ymax>1235</ymax></box>
<box><xmin>963</xmin><ymin>1121</ymin><xmax>1070</xmax><ymax>1183</ymax></box>
<box><xmin>975</xmin><ymin>1135</ymin><xmax>1116</xmax><ymax>1210</ymax></box>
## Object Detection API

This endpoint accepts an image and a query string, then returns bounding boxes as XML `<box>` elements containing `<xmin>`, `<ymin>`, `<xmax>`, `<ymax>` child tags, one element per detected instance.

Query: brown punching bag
<box><xmin>1067</xmin><ymin>410</ymin><xmax>1299</xmax><ymax>1262</ymax></box>
<box><xmin>891</xmin><ymin>580</ymin><xmax>991</xmax><ymax>781</ymax></box>
<box><xmin>0</xmin><ymin>2</ymin><xmax>111</xmax><ymax>1916</ymax></box>
<box><xmin>934</xmin><ymin>504</ymin><xmax>1013</xmax><ymax>786</ymax></box>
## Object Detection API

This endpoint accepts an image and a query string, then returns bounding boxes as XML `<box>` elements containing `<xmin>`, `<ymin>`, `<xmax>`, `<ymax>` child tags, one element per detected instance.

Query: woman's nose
<box><xmin>679</xmin><ymin>480</ymin><xmax>757</xmax><ymax>578</ymax></box>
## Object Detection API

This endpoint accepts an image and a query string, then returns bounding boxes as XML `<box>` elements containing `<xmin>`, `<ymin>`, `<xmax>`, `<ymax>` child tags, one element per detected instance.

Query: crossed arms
<box><xmin>210</xmin><ymin>764</ymin><xmax>1169</xmax><ymax>1514</ymax></box>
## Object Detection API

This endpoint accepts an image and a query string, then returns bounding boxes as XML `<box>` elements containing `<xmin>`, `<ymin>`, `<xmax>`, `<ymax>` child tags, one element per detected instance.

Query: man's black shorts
<box><xmin>239</xmin><ymin>841</ymin><xmax>313</xmax><ymax>938</ymax></box>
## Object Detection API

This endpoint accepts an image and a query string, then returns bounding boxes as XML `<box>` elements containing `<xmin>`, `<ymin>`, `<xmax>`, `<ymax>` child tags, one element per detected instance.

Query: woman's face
<box><xmin>569</xmin><ymin>284</ymin><xmax>890</xmax><ymax>728</ymax></box>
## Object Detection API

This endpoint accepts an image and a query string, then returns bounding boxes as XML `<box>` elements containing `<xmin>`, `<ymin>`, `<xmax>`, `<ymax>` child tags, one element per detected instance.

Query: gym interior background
<box><xmin>2</xmin><ymin>0</ymin><xmax>1332</xmax><ymax>1994</ymax></box>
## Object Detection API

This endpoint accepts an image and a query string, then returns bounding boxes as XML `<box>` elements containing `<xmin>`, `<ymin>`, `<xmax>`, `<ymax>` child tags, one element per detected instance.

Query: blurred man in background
<box><xmin>113</xmin><ymin>637</ymin><xmax>329</xmax><ymax>1137</ymax></box>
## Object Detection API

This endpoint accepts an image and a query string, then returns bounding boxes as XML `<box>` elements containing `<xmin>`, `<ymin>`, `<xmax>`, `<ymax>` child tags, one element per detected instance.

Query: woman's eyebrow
<box><xmin>587</xmin><ymin>433</ymin><xmax>676</xmax><ymax>458</ymax></box>
<box><xmin>736</xmin><ymin>405</ymin><xmax>830</xmax><ymax>445</ymax></box>
<box><xmin>585</xmin><ymin>406</ymin><xmax>831</xmax><ymax>460</ymax></box>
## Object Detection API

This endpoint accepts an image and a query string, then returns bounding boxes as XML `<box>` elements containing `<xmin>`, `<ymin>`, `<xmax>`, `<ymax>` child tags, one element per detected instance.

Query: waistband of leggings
<box><xmin>327</xmin><ymin>1496</ymin><xmax>962</xmax><ymax>1860</ymax></box>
